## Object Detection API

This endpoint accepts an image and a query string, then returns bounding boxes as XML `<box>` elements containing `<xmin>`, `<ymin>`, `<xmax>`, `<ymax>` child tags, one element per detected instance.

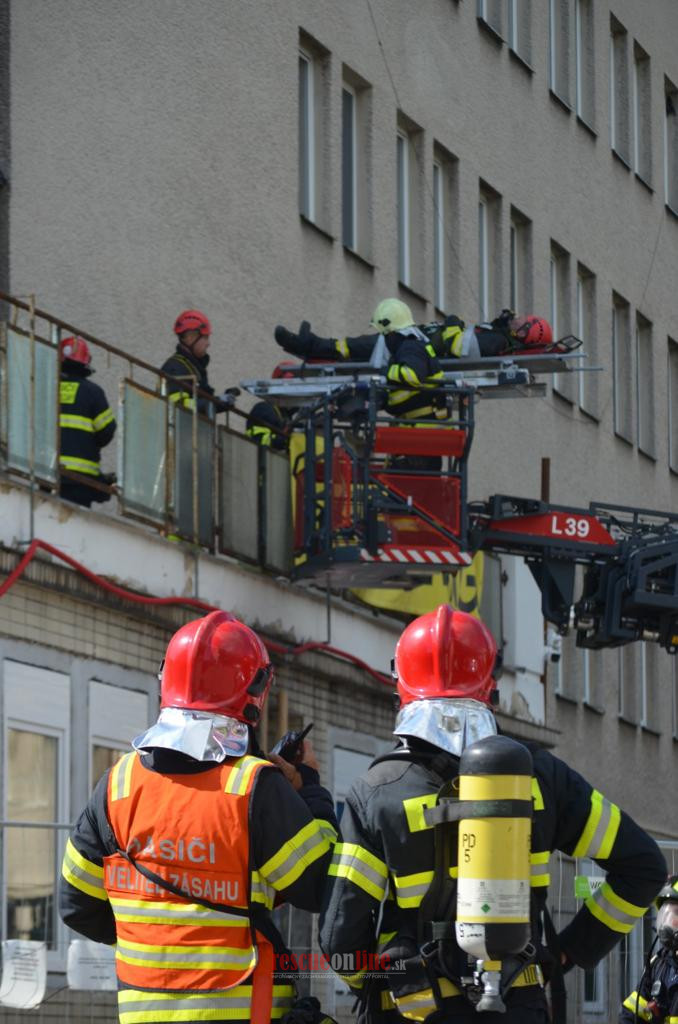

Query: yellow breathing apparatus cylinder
<box><xmin>455</xmin><ymin>734</ymin><xmax>533</xmax><ymax>1012</ymax></box>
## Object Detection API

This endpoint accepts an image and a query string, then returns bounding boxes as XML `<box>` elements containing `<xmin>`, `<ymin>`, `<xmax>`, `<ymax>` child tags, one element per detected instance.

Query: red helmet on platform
<box><xmin>174</xmin><ymin>309</ymin><xmax>212</xmax><ymax>337</ymax></box>
<box><xmin>394</xmin><ymin>605</ymin><xmax>497</xmax><ymax>708</ymax></box>
<box><xmin>160</xmin><ymin>611</ymin><xmax>273</xmax><ymax>723</ymax></box>
<box><xmin>512</xmin><ymin>315</ymin><xmax>553</xmax><ymax>347</ymax></box>
<box><xmin>272</xmin><ymin>361</ymin><xmax>297</xmax><ymax>379</ymax></box>
<box><xmin>59</xmin><ymin>336</ymin><xmax>92</xmax><ymax>366</ymax></box>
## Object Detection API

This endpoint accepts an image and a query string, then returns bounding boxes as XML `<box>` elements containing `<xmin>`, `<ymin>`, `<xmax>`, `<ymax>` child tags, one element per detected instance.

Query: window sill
<box><xmin>508</xmin><ymin>48</ymin><xmax>534</xmax><ymax>75</ymax></box>
<box><xmin>398</xmin><ymin>280</ymin><xmax>430</xmax><ymax>306</ymax></box>
<box><xmin>476</xmin><ymin>16</ymin><xmax>504</xmax><ymax>46</ymax></box>
<box><xmin>576</xmin><ymin>115</ymin><xmax>597</xmax><ymax>139</ymax></box>
<box><xmin>300</xmin><ymin>213</ymin><xmax>335</xmax><ymax>244</ymax></box>
<box><xmin>611</xmin><ymin>148</ymin><xmax>632</xmax><ymax>172</ymax></box>
<box><xmin>343</xmin><ymin>245</ymin><xmax>375</xmax><ymax>272</ymax></box>
<box><xmin>579</xmin><ymin>404</ymin><xmax>601</xmax><ymax>424</ymax></box>
<box><xmin>552</xmin><ymin>387</ymin><xmax>575</xmax><ymax>407</ymax></box>
<box><xmin>549</xmin><ymin>89</ymin><xmax>572</xmax><ymax>115</ymax></box>
<box><xmin>555</xmin><ymin>690</ymin><xmax>579</xmax><ymax>706</ymax></box>
<box><xmin>666</xmin><ymin>203</ymin><xmax>678</xmax><ymax>222</ymax></box>
<box><xmin>640</xmin><ymin>723</ymin><xmax>661</xmax><ymax>737</ymax></box>
<box><xmin>635</xmin><ymin>173</ymin><xmax>654</xmax><ymax>194</ymax></box>
<box><xmin>638</xmin><ymin>445</ymin><xmax>657</xmax><ymax>463</ymax></box>
<box><xmin>617</xmin><ymin>714</ymin><xmax>638</xmax><ymax>729</ymax></box>
<box><xmin>583</xmin><ymin>700</ymin><xmax>605</xmax><ymax>716</ymax></box>
<box><xmin>614</xmin><ymin>429</ymin><xmax>634</xmax><ymax>448</ymax></box>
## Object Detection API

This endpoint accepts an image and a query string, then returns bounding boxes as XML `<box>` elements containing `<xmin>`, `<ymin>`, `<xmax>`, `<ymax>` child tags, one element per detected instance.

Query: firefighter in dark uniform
<box><xmin>274</xmin><ymin>299</ymin><xmax>553</xmax><ymax>423</ymax></box>
<box><xmin>162</xmin><ymin>308</ymin><xmax>236</xmax><ymax>417</ymax></box>
<box><xmin>620</xmin><ymin>876</ymin><xmax>678</xmax><ymax>1022</ymax></box>
<box><xmin>59</xmin><ymin>611</ymin><xmax>339</xmax><ymax>1024</ymax></box>
<box><xmin>319</xmin><ymin>606</ymin><xmax>666</xmax><ymax>1024</ymax></box>
<box><xmin>246</xmin><ymin>363</ymin><xmax>298</xmax><ymax>452</ymax></box>
<box><xmin>59</xmin><ymin>336</ymin><xmax>116</xmax><ymax>507</ymax></box>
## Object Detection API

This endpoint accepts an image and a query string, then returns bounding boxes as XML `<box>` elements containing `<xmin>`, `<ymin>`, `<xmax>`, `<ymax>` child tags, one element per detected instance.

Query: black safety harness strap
<box><xmin>424</xmin><ymin>798</ymin><xmax>533</xmax><ymax>825</ymax></box>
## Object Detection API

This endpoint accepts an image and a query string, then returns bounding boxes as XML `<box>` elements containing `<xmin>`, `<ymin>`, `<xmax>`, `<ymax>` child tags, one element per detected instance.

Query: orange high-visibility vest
<box><xmin>105</xmin><ymin>751</ymin><xmax>283</xmax><ymax>1024</ymax></box>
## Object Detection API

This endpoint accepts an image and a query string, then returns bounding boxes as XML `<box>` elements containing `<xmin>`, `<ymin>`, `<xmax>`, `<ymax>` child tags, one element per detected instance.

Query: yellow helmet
<box><xmin>371</xmin><ymin>298</ymin><xmax>415</xmax><ymax>332</ymax></box>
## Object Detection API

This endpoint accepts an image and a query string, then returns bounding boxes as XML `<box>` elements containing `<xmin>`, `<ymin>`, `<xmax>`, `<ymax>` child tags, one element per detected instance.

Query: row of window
<box><xmin>555</xmin><ymin>635</ymin><xmax>678</xmax><ymax>739</ymax></box>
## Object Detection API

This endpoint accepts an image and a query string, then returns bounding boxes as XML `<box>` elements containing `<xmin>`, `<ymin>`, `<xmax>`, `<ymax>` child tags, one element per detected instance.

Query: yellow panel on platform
<box><xmin>353</xmin><ymin>552</ymin><xmax>484</xmax><ymax>618</ymax></box>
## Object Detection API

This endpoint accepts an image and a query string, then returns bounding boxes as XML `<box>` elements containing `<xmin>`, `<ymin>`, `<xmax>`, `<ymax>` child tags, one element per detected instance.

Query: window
<box><xmin>576</xmin><ymin>264</ymin><xmax>598</xmax><ymax>416</ymax></box>
<box><xmin>633</xmin><ymin>43</ymin><xmax>652</xmax><ymax>185</ymax></box>
<box><xmin>636</xmin><ymin>314</ymin><xmax>655</xmax><ymax>458</ymax></box>
<box><xmin>478</xmin><ymin>182</ymin><xmax>501</xmax><ymax>321</ymax></box>
<box><xmin>580</xmin><ymin>859</ymin><xmax>607</xmax><ymax>1012</ymax></box>
<box><xmin>341</xmin><ymin>68</ymin><xmax>372</xmax><ymax>259</ymax></box>
<box><xmin>669</xmin><ymin>338</ymin><xmax>678</xmax><ymax>472</ymax></box>
<box><xmin>554</xmin><ymin>634</ymin><xmax>580</xmax><ymax>701</ymax></box>
<box><xmin>574</xmin><ymin>0</ymin><xmax>595</xmax><ymax>127</ymax></box>
<box><xmin>509</xmin><ymin>206</ymin><xmax>532</xmax><ymax>313</ymax></box>
<box><xmin>673</xmin><ymin>656</ymin><xmax>678</xmax><ymax>738</ymax></box>
<box><xmin>2</xmin><ymin>662</ymin><xmax>70</xmax><ymax>967</ymax></box>
<box><xmin>664</xmin><ymin>76</ymin><xmax>678</xmax><ymax>213</ymax></box>
<box><xmin>640</xmin><ymin>643</ymin><xmax>661</xmax><ymax>732</ymax></box>
<box><xmin>610</xmin><ymin>17</ymin><xmax>630</xmax><ymax>165</ymax></box>
<box><xmin>432</xmin><ymin>145</ymin><xmax>459</xmax><ymax>313</ymax></box>
<box><xmin>397</xmin><ymin>115</ymin><xmax>424</xmax><ymax>291</ymax></box>
<box><xmin>477</xmin><ymin>0</ymin><xmax>503</xmax><ymax>40</ymax></box>
<box><xmin>549</xmin><ymin>0</ymin><xmax>572</xmax><ymax>107</ymax></box>
<box><xmin>507</xmin><ymin>0</ymin><xmax>532</xmax><ymax>65</ymax></box>
<box><xmin>89</xmin><ymin>680</ymin><xmax>149</xmax><ymax>790</ymax></box>
<box><xmin>612</xmin><ymin>294</ymin><xmax>633</xmax><ymax>443</ymax></box>
<box><xmin>298</xmin><ymin>35</ymin><xmax>330</xmax><ymax>229</ymax></box>
<box><xmin>618</xmin><ymin>644</ymin><xmax>640</xmax><ymax>724</ymax></box>
<box><xmin>582</xmin><ymin>648</ymin><xmax>603</xmax><ymax>708</ymax></box>
<box><xmin>342</xmin><ymin>87</ymin><xmax>357</xmax><ymax>251</ymax></box>
<box><xmin>550</xmin><ymin>242</ymin><xmax>573</xmax><ymax>400</ymax></box>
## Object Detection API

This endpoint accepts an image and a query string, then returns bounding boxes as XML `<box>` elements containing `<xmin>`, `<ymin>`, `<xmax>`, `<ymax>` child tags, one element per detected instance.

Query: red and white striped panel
<box><xmin>360</xmin><ymin>546</ymin><xmax>473</xmax><ymax>566</ymax></box>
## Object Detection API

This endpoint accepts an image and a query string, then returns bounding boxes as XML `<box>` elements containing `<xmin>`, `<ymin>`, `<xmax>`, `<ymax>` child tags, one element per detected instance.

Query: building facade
<box><xmin>0</xmin><ymin>1</ymin><xmax>677</xmax><ymax>1020</ymax></box>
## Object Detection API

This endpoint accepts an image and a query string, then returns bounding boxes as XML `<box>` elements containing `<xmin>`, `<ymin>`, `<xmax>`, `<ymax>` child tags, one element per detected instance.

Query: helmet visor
<box><xmin>394</xmin><ymin>698</ymin><xmax>497</xmax><ymax>757</ymax></box>
<box><xmin>657</xmin><ymin>900</ymin><xmax>678</xmax><ymax>938</ymax></box>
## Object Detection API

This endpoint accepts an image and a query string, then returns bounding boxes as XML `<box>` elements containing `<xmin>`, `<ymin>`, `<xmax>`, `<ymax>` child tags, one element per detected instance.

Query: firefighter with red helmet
<box><xmin>620</xmin><ymin>876</ymin><xmax>678</xmax><ymax>1022</ymax></box>
<box><xmin>246</xmin><ymin>363</ymin><xmax>298</xmax><ymax>451</ymax></box>
<box><xmin>59</xmin><ymin>336</ymin><xmax>116</xmax><ymax>507</ymax></box>
<box><xmin>59</xmin><ymin>611</ymin><xmax>339</xmax><ymax>1024</ymax></box>
<box><xmin>319</xmin><ymin>606</ymin><xmax>665</xmax><ymax>1023</ymax></box>
<box><xmin>162</xmin><ymin>309</ymin><xmax>238</xmax><ymax>417</ymax></box>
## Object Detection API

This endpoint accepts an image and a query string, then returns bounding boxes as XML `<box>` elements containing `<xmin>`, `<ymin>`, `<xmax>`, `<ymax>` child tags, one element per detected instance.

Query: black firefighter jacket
<box><xmin>319</xmin><ymin>740</ymin><xmax>666</xmax><ymax>1021</ymax></box>
<box><xmin>619</xmin><ymin>947</ymin><xmax>678</xmax><ymax>1022</ymax></box>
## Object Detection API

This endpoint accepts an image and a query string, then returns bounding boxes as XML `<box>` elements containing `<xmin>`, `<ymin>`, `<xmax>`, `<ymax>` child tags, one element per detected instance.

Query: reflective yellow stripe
<box><xmin>402</xmin><ymin>794</ymin><xmax>438</xmax><ymax>833</ymax></box>
<box><xmin>530</xmin><ymin>850</ymin><xmax>550</xmax><ymax>887</ymax></box>
<box><xmin>168</xmin><ymin>391</ymin><xmax>195</xmax><ymax>410</ymax></box>
<box><xmin>109</xmin><ymin>897</ymin><xmax>249</xmax><ymax>929</ymax></box>
<box><xmin>316</xmin><ymin>818</ymin><xmax>339</xmax><ymax>844</ymax></box>
<box><xmin>59</xmin><ymin>455</ymin><xmax>100</xmax><ymax>476</ymax></box>
<box><xmin>116</xmin><ymin>936</ymin><xmax>256</xmax><ymax>971</ymax></box>
<box><xmin>572</xmin><ymin>789</ymin><xmax>621</xmax><ymax>858</ymax></box>
<box><xmin>531</xmin><ymin>778</ymin><xmax>545</xmax><ymax>810</ymax></box>
<box><xmin>247</xmin><ymin>425</ymin><xmax>272</xmax><ymax>446</ymax></box>
<box><xmin>110</xmin><ymin>752</ymin><xmax>135</xmax><ymax>801</ymax></box>
<box><xmin>378</xmin><ymin>930</ymin><xmax>397</xmax><ymax>946</ymax></box>
<box><xmin>62</xmin><ymin>838</ymin><xmax>107</xmax><ymax>900</ymax></box>
<box><xmin>622</xmin><ymin>991</ymin><xmax>651</xmax><ymax>1020</ymax></box>
<box><xmin>250</xmin><ymin>870</ymin><xmax>276</xmax><ymax>909</ymax></box>
<box><xmin>60</xmin><ymin>381</ymin><xmax>80</xmax><ymax>403</ymax></box>
<box><xmin>93</xmin><ymin>407</ymin><xmax>114</xmax><ymax>431</ymax></box>
<box><xmin>335</xmin><ymin>964</ymin><xmax>367</xmax><ymax>988</ymax></box>
<box><xmin>335</xmin><ymin>338</ymin><xmax>350</xmax><ymax>358</ymax></box>
<box><xmin>117</xmin><ymin>985</ymin><xmax>255</xmax><ymax>1024</ymax></box>
<box><xmin>586</xmin><ymin>881</ymin><xmax>647</xmax><ymax>934</ymax></box>
<box><xmin>328</xmin><ymin>842</ymin><xmax>388</xmax><ymax>901</ymax></box>
<box><xmin>261</xmin><ymin>819</ymin><xmax>331</xmax><ymax>891</ymax></box>
<box><xmin>60</xmin><ymin>413</ymin><xmax>95</xmax><ymax>432</ymax></box>
<box><xmin>224</xmin><ymin>755</ymin><xmax>267</xmax><ymax>796</ymax></box>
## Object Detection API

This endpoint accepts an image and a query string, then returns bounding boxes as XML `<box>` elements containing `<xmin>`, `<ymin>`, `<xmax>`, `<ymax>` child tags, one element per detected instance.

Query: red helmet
<box><xmin>272</xmin><ymin>361</ymin><xmax>297</xmax><ymax>379</ymax></box>
<box><xmin>394</xmin><ymin>605</ymin><xmax>497</xmax><ymax>707</ymax></box>
<box><xmin>60</xmin><ymin>336</ymin><xmax>92</xmax><ymax>366</ymax></box>
<box><xmin>174</xmin><ymin>309</ymin><xmax>212</xmax><ymax>337</ymax></box>
<box><xmin>512</xmin><ymin>315</ymin><xmax>553</xmax><ymax>347</ymax></box>
<box><xmin>160</xmin><ymin>611</ymin><xmax>273</xmax><ymax>723</ymax></box>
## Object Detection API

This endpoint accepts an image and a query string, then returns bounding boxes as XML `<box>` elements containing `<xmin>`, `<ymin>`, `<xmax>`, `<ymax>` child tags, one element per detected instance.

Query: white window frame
<box><xmin>669</xmin><ymin>338</ymin><xmax>678</xmax><ymax>472</ymax></box>
<box><xmin>574</xmin><ymin>0</ymin><xmax>583</xmax><ymax>117</ymax></box>
<box><xmin>609</xmin><ymin>31</ymin><xmax>617</xmax><ymax>150</ymax></box>
<box><xmin>507</xmin><ymin>0</ymin><xmax>518</xmax><ymax>52</ymax></box>
<box><xmin>509</xmin><ymin>223</ymin><xmax>518</xmax><ymax>311</ymax></box>
<box><xmin>89</xmin><ymin>680</ymin><xmax>149</xmax><ymax>791</ymax></box>
<box><xmin>298</xmin><ymin>48</ymin><xmax>316</xmax><ymax>222</ymax></box>
<box><xmin>478</xmin><ymin>199</ymin><xmax>489</xmax><ymax>320</ymax></box>
<box><xmin>433</xmin><ymin>159</ymin><xmax>445</xmax><ymax>311</ymax></box>
<box><xmin>397</xmin><ymin>131</ymin><xmax>411</xmax><ymax>286</ymax></box>
<box><xmin>632</xmin><ymin>49</ymin><xmax>640</xmax><ymax>174</ymax></box>
<box><xmin>612</xmin><ymin>297</ymin><xmax>633</xmax><ymax>443</ymax></box>
<box><xmin>548</xmin><ymin>0</ymin><xmax>557</xmax><ymax>91</ymax></box>
<box><xmin>2</xmin><ymin>661</ymin><xmax>70</xmax><ymax>971</ymax></box>
<box><xmin>636</xmin><ymin>315</ymin><xmax>655</xmax><ymax>458</ymax></box>
<box><xmin>672</xmin><ymin>656</ymin><xmax>678</xmax><ymax>738</ymax></box>
<box><xmin>576</xmin><ymin>272</ymin><xmax>585</xmax><ymax>406</ymax></box>
<box><xmin>341</xmin><ymin>85</ymin><xmax>358</xmax><ymax>251</ymax></box>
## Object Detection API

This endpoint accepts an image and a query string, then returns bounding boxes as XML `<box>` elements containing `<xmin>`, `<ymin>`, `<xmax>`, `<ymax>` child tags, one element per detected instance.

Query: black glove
<box><xmin>274</xmin><ymin>320</ymin><xmax>319</xmax><ymax>358</ymax></box>
<box><xmin>216</xmin><ymin>387</ymin><xmax>240</xmax><ymax>413</ymax></box>
<box><xmin>491</xmin><ymin>308</ymin><xmax>515</xmax><ymax>330</ymax></box>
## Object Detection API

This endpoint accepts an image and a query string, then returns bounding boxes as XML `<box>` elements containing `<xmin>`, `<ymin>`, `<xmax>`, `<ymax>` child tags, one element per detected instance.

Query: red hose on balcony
<box><xmin>0</xmin><ymin>539</ymin><xmax>391</xmax><ymax>686</ymax></box>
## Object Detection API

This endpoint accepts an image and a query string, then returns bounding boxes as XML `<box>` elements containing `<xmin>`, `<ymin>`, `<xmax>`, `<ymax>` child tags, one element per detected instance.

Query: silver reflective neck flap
<box><xmin>132</xmin><ymin>707</ymin><xmax>249</xmax><ymax>763</ymax></box>
<box><xmin>394</xmin><ymin>698</ymin><xmax>497</xmax><ymax>758</ymax></box>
